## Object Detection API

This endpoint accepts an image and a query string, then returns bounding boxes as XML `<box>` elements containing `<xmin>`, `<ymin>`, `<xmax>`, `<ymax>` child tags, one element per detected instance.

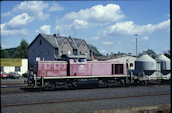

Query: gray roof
<box><xmin>39</xmin><ymin>33</ymin><xmax>85</xmax><ymax>49</ymax></box>
<box><xmin>40</xmin><ymin>34</ymin><xmax>60</xmax><ymax>48</ymax></box>
<box><xmin>95</xmin><ymin>54</ymin><xmax>136</xmax><ymax>61</ymax></box>
<box><xmin>73</xmin><ymin>38</ymin><xmax>83</xmax><ymax>48</ymax></box>
<box><xmin>67</xmin><ymin>37</ymin><xmax>78</xmax><ymax>49</ymax></box>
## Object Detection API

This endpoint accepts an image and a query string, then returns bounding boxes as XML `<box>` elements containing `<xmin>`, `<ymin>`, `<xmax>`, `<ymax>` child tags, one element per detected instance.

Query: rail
<box><xmin>1</xmin><ymin>93</ymin><xmax>169</xmax><ymax>108</ymax></box>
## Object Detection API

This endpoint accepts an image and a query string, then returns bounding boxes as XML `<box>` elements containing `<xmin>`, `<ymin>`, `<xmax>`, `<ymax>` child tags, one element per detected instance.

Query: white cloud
<box><xmin>55</xmin><ymin>25</ymin><xmax>61</xmax><ymax>32</ymax></box>
<box><xmin>1</xmin><ymin>1</ymin><xmax>65</xmax><ymax>37</ymax></box>
<box><xmin>36</xmin><ymin>25</ymin><xmax>51</xmax><ymax>34</ymax></box>
<box><xmin>63</xmin><ymin>4</ymin><xmax>124</xmax><ymax>29</ymax></box>
<box><xmin>102</xmin><ymin>41</ymin><xmax>113</xmax><ymax>45</ymax></box>
<box><xmin>105</xmin><ymin>19</ymin><xmax>170</xmax><ymax>35</ymax></box>
<box><xmin>65</xmin><ymin>4</ymin><xmax>124</xmax><ymax>22</ymax></box>
<box><xmin>71</xmin><ymin>19</ymin><xmax>88</xmax><ymax>29</ymax></box>
<box><xmin>117</xmin><ymin>41</ymin><xmax>121</xmax><ymax>44</ymax></box>
<box><xmin>1</xmin><ymin>13</ymin><xmax>30</xmax><ymax>37</ymax></box>
<box><xmin>100</xmin><ymin>49</ymin><xmax>106</xmax><ymax>53</ymax></box>
<box><xmin>143</xmin><ymin>36</ymin><xmax>149</xmax><ymax>40</ymax></box>
<box><xmin>2</xmin><ymin>1</ymin><xmax>49</xmax><ymax>20</ymax></box>
<box><xmin>48</xmin><ymin>3</ymin><xmax>64</xmax><ymax>12</ymax></box>
<box><xmin>6</xmin><ymin>13</ymin><xmax>32</xmax><ymax>29</ymax></box>
<box><xmin>1</xmin><ymin>24</ymin><xmax>28</xmax><ymax>37</ymax></box>
<box><xmin>92</xmin><ymin>36</ymin><xmax>100</xmax><ymax>40</ymax></box>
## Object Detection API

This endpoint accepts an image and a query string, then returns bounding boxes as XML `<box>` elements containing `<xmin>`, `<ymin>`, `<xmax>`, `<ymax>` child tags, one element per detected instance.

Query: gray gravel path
<box><xmin>1</xmin><ymin>85</ymin><xmax>170</xmax><ymax>105</ymax></box>
<box><xmin>1</xmin><ymin>95</ymin><xmax>170</xmax><ymax>113</ymax></box>
<box><xmin>1</xmin><ymin>85</ymin><xmax>170</xmax><ymax>113</ymax></box>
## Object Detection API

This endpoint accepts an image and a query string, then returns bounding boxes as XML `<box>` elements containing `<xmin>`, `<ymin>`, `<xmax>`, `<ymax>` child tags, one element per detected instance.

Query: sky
<box><xmin>1</xmin><ymin>0</ymin><xmax>170</xmax><ymax>55</ymax></box>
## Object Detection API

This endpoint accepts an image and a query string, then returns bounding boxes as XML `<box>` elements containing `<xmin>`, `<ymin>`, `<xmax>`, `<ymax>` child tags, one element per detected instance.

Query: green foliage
<box><xmin>110</xmin><ymin>51</ymin><xmax>127</xmax><ymax>56</ymax></box>
<box><xmin>4</xmin><ymin>48</ymin><xmax>17</xmax><ymax>58</ymax></box>
<box><xmin>14</xmin><ymin>40</ymin><xmax>28</xmax><ymax>58</ymax></box>
<box><xmin>163</xmin><ymin>50</ymin><xmax>170</xmax><ymax>58</ymax></box>
<box><xmin>88</xmin><ymin>44</ymin><xmax>103</xmax><ymax>56</ymax></box>
<box><xmin>139</xmin><ymin>49</ymin><xmax>157</xmax><ymax>58</ymax></box>
<box><xmin>1</xmin><ymin>50</ymin><xmax>10</xmax><ymax>58</ymax></box>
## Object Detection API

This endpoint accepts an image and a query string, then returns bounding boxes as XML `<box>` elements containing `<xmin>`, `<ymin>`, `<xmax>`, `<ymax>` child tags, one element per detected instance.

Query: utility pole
<box><xmin>134</xmin><ymin>34</ymin><xmax>138</xmax><ymax>57</ymax></box>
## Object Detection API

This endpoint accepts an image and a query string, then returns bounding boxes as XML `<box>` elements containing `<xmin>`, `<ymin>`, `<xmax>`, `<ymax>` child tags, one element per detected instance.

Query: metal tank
<box><xmin>156</xmin><ymin>54</ymin><xmax>171</xmax><ymax>76</ymax></box>
<box><xmin>135</xmin><ymin>54</ymin><xmax>157</xmax><ymax>76</ymax></box>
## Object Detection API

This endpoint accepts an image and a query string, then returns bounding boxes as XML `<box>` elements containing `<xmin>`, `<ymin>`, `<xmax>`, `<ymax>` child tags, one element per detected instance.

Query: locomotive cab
<box><xmin>61</xmin><ymin>54</ymin><xmax>87</xmax><ymax>64</ymax></box>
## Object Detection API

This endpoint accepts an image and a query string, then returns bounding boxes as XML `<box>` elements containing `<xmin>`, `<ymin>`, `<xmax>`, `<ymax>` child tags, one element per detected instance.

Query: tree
<box><xmin>14</xmin><ymin>40</ymin><xmax>28</xmax><ymax>58</ymax></box>
<box><xmin>139</xmin><ymin>49</ymin><xmax>157</xmax><ymax>58</ymax></box>
<box><xmin>88</xmin><ymin>44</ymin><xmax>103</xmax><ymax>56</ymax></box>
<box><xmin>1</xmin><ymin>50</ymin><xmax>10</xmax><ymax>58</ymax></box>
<box><xmin>0</xmin><ymin>44</ymin><xmax>10</xmax><ymax>58</ymax></box>
<box><xmin>163</xmin><ymin>50</ymin><xmax>170</xmax><ymax>58</ymax></box>
<box><xmin>5</xmin><ymin>48</ymin><xmax>17</xmax><ymax>58</ymax></box>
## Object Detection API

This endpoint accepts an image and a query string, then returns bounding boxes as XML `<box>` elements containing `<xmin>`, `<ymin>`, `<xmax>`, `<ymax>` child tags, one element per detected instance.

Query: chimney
<box><xmin>69</xmin><ymin>36</ymin><xmax>71</xmax><ymax>38</ymax></box>
<box><xmin>53</xmin><ymin>34</ymin><xmax>56</xmax><ymax>37</ymax></box>
<box><xmin>106</xmin><ymin>53</ymin><xmax>109</xmax><ymax>60</ymax></box>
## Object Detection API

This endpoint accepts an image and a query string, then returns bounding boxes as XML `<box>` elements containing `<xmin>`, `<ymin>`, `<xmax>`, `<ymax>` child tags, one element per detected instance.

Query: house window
<box><xmin>78</xmin><ymin>58</ymin><xmax>85</xmax><ymax>62</ymax></box>
<box><xmin>61</xmin><ymin>51</ymin><xmax>63</xmax><ymax>55</ymax></box>
<box><xmin>73</xmin><ymin>49</ymin><xmax>78</xmax><ymax>55</ymax></box>
<box><xmin>64</xmin><ymin>41</ymin><xmax>67</xmax><ymax>44</ymax></box>
<box><xmin>82</xmin><ymin>43</ymin><xmax>85</xmax><ymax>46</ymax></box>
<box><xmin>68</xmin><ymin>51</ymin><xmax>71</xmax><ymax>55</ymax></box>
<box><xmin>55</xmin><ymin>48</ymin><xmax>58</xmax><ymax>56</ymax></box>
<box><xmin>15</xmin><ymin>66</ymin><xmax>20</xmax><ymax>72</ymax></box>
<box><xmin>40</xmin><ymin>40</ymin><xmax>42</xmax><ymax>45</ymax></box>
<box><xmin>0</xmin><ymin>67</ymin><xmax>4</xmax><ymax>72</ymax></box>
<box><xmin>130</xmin><ymin>63</ymin><xmax>133</xmax><ymax>67</ymax></box>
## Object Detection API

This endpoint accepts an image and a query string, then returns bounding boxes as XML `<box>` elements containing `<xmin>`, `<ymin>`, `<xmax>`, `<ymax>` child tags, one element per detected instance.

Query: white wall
<box><xmin>108</xmin><ymin>56</ymin><xmax>137</xmax><ymax>70</ymax></box>
<box><xmin>3</xmin><ymin>59</ymin><xmax>28</xmax><ymax>75</ymax></box>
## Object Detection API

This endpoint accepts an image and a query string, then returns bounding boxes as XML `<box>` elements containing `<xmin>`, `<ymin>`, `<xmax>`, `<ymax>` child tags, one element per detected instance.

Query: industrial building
<box><xmin>107</xmin><ymin>55</ymin><xmax>137</xmax><ymax>71</ymax></box>
<box><xmin>135</xmin><ymin>54</ymin><xmax>171</xmax><ymax>80</ymax></box>
<box><xmin>0</xmin><ymin>58</ymin><xmax>28</xmax><ymax>75</ymax></box>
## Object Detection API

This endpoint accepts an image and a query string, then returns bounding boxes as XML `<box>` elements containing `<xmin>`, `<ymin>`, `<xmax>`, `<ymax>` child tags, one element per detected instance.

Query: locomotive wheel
<box><xmin>144</xmin><ymin>80</ymin><xmax>148</xmax><ymax>85</ymax></box>
<box><xmin>72</xmin><ymin>81</ymin><xmax>78</xmax><ymax>88</ymax></box>
<box><xmin>44</xmin><ymin>81</ymin><xmax>56</xmax><ymax>90</ymax></box>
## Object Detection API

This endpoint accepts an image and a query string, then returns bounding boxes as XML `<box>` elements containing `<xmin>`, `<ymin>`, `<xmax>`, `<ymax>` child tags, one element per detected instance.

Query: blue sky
<box><xmin>1</xmin><ymin>0</ymin><xmax>170</xmax><ymax>55</ymax></box>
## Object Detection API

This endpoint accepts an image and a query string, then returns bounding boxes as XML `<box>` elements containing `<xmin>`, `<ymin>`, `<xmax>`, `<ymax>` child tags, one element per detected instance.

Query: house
<box><xmin>28</xmin><ymin>33</ymin><xmax>93</xmax><ymax>66</ymax></box>
<box><xmin>107</xmin><ymin>54</ymin><xmax>137</xmax><ymax>71</ymax></box>
<box><xmin>0</xmin><ymin>58</ymin><xmax>28</xmax><ymax>75</ymax></box>
<box><xmin>95</xmin><ymin>54</ymin><xmax>137</xmax><ymax>71</ymax></box>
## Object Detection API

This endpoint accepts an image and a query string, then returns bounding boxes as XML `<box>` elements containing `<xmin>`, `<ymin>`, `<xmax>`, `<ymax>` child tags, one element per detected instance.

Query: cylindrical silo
<box><xmin>156</xmin><ymin>54</ymin><xmax>171</xmax><ymax>75</ymax></box>
<box><xmin>135</xmin><ymin>54</ymin><xmax>157</xmax><ymax>76</ymax></box>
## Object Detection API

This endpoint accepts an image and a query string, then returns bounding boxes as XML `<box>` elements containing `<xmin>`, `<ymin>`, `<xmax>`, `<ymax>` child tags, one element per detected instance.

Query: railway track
<box><xmin>1</xmin><ymin>84</ymin><xmax>169</xmax><ymax>95</ymax></box>
<box><xmin>0</xmin><ymin>84</ymin><xmax>28</xmax><ymax>88</ymax></box>
<box><xmin>1</xmin><ymin>93</ymin><xmax>170</xmax><ymax>108</ymax></box>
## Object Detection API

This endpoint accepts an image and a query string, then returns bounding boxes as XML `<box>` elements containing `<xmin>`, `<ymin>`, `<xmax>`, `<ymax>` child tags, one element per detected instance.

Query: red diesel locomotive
<box><xmin>30</xmin><ymin>55</ymin><xmax>127</xmax><ymax>88</ymax></box>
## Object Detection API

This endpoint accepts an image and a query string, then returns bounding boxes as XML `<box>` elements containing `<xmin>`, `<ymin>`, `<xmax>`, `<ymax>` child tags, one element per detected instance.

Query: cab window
<box><xmin>74</xmin><ymin>58</ymin><xmax>77</xmax><ymax>62</ymax></box>
<box><xmin>78</xmin><ymin>58</ymin><xmax>85</xmax><ymax>62</ymax></box>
